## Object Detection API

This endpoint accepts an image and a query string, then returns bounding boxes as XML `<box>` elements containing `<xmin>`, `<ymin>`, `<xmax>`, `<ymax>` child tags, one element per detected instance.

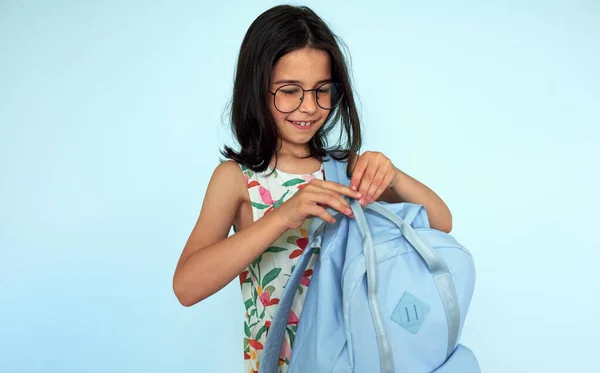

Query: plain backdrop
<box><xmin>1</xmin><ymin>0</ymin><xmax>599</xmax><ymax>372</ymax></box>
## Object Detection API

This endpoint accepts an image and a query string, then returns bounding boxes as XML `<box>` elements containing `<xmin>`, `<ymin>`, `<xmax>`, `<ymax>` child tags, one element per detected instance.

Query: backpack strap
<box><xmin>260</xmin><ymin>155</ymin><xmax>344</xmax><ymax>373</ymax></box>
<box><xmin>259</xmin><ymin>189</ymin><xmax>337</xmax><ymax>372</ymax></box>
<box><xmin>328</xmin><ymin>156</ymin><xmax>462</xmax><ymax>359</ymax></box>
<box><xmin>262</xmin><ymin>156</ymin><xmax>396</xmax><ymax>373</ymax></box>
<box><xmin>365</xmin><ymin>203</ymin><xmax>461</xmax><ymax>358</ymax></box>
<box><xmin>325</xmin><ymin>155</ymin><xmax>461</xmax><ymax>357</ymax></box>
<box><xmin>259</xmin><ymin>232</ymin><xmax>326</xmax><ymax>373</ymax></box>
<box><xmin>329</xmin><ymin>157</ymin><xmax>396</xmax><ymax>373</ymax></box>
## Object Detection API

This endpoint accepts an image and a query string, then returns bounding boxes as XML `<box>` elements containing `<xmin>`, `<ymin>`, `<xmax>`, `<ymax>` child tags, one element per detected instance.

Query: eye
<box><xmin>280</xmin><ymin>88</ymin><xmax>300</xmax><ymax>95</ymax></box>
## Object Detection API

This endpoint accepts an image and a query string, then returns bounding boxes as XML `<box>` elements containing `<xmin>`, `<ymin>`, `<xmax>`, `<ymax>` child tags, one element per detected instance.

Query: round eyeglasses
<box><xmin>268</xmin><ymin>82</ymin><xmax>344</xmax><ymax>113</ymax></box>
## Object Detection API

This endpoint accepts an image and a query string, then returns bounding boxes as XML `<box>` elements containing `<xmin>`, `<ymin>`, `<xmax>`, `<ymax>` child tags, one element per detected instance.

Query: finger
<box><xmin>366</xmin><ymin>165</ymin><xmax>388</xmax><ymax>203</ymax></box>
<box><xmin>309</xmin><ymin>183</ymin><xmax>356</xmax><ymax>219</ymax></box>
<box><xmin>304</xmin><ymin>189</ymin><xmax>349</xmax><ymax>213</ymax></box>
<box><xmin>317</xmin><ymin>179</ymin><xmax>362</xmax><ymax>199</ymax></box>
<box><xmin>307</xmin><ymin>205</ymin><xmax>336</xmax><ymax>224</ymax></box>
<box><xmin>350</xmin><ymin>156</ymin><xmax>369</xmax><ymax>192</ymax></box>
<box><xmin>359</xmin><ymin>162</ymin><xmax>379</xmax><ymax>205</ymax></box>
<box><xmin>367</xmin><ymin>159</ymin><xmax>392</xmax><ymax>202</ymax></box>
<box><xmin>371</xmin><ymin>167</ymin><xmax>395</xmax><ymax>203</ymax></box>
<box><xmin>319</xmin><ymin>188</ymin><xmax>351</xmax><ymax>210</ymax></box>
<box><xmin>308</xmin><ymin>191</ymin><xmax>353</xmax><ymax>216</ymax></box>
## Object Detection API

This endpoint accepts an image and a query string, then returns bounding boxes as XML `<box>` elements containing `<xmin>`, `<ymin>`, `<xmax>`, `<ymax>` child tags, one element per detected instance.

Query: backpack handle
<box><xmin>325</xmin><ymin>156</ymin><xmax>395</xmax><ymax>373</ymax></box>
<box><xmin>362</xmin><ymin>202</ymin><xmax>461</xmax><ymax>358</ymax></box>
<box><xmin>326</xmin><ymin>156</ymin><xmax>461</xmax><ymax>359</ymax></box>
<box><xmin>349</xmin><ymin>197</ymin><xmax>396</xmax><ymax>373</ymax></box>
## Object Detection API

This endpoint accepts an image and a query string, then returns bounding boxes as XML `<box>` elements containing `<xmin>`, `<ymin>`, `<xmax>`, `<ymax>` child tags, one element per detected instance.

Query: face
<box><xmin>268</xmin><ymin>47</ymin><xmax>333</xmax><ymax>152</ymax></box>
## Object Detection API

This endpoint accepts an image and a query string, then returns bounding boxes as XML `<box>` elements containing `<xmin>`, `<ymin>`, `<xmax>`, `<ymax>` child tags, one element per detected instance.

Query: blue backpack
<box><xmin>259</xmin><ymin>157</ymin><xmax>480</xmax><ymax>373</ymax></box>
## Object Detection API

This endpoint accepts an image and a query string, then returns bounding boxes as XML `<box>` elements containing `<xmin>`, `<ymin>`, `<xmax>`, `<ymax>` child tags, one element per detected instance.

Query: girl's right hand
<box><xmin>275</xmin><ymin>179</ymin><xmax>363</xmax><ymax>229</ymax></box>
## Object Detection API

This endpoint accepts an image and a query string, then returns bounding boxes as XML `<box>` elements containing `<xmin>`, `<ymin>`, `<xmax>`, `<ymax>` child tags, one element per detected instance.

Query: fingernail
<box><xmin>345</xmin><ymin>207</ymin><xmax>352</xmax><ymax>214</ymax></box>
<box><xmin>351</xmin><ymin>185</ymin><xmax>357</xmax><ymax>190</ymax></box>
<box><xmin>359</xmin><ymin>198</ymin><xmax>365</xmax><ymax>205</ymax></box>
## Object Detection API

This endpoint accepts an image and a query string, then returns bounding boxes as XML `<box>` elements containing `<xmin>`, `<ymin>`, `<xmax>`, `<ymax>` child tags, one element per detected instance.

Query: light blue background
<box><xmin>1</xmin><ymin>1</ymin><xmax>599</xmax><ymax>372</ymax></box>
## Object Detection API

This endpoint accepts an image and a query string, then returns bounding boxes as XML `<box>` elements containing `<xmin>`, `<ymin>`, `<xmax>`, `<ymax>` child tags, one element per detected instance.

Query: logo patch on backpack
<box><xmin>391</xmin><ymin>291</ymin><xmax>430</xmax><ymax>334</ymax></box>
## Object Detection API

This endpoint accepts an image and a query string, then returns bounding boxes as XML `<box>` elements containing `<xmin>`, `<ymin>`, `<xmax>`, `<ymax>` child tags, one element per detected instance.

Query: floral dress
<box><xmin>236</xmin><ymin>163</ymin><xmax>324</xmax><ymax>373</ymax></box>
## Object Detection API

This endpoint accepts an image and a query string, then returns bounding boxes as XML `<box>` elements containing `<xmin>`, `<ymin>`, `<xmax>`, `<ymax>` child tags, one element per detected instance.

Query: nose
<box><xmin>298</xmin><ymin>90</ymin><xmax>317</xmax><ymax>114</ymax></box>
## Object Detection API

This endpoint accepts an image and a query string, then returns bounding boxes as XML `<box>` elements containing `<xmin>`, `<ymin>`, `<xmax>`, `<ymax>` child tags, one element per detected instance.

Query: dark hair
<box><xmin>221</xmin><ymin>5</ymin><xmax>361</xmax><ymax>174</ymax></box>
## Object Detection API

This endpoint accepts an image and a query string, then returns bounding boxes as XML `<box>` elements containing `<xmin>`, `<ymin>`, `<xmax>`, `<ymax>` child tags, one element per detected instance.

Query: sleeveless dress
<box><xmin>236</xmin><ymin>162</ymin><xmax>324</xmax><ymax>373</ymax></box>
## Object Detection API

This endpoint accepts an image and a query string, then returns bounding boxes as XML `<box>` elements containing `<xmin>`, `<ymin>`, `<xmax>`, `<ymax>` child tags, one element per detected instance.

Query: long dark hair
<box><xmin>221</xmin><ymin>5</ymin><xmax>362</xmax><ymax>174</ymax></box>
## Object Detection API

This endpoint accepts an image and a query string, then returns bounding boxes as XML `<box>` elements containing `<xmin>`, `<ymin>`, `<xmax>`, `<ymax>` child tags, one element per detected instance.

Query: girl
<box><xmin>173</xmin><ymin>5</ymin><xmax>452</xmax><ymax>373</ymax></box>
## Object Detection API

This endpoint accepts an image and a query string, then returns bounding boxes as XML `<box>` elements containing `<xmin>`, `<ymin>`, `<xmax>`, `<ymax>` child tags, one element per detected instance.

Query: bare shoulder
<box><xmin>175</xmin><ymin>160</ymin><xmax>247</xmax><ymax>267</ymax></box>
<box><xmin>202</xmin><ymin>159</ymin><xmax>247</xmax><ymax>225</ymax></box>
<box><xmin>209</xmin><ymin>160</ymin><xmax>246</xmax><ymax>196</ymax></box>
<box><xmin>212</xmin><ymin>159</ymin><xmax>244</xmax><ymax>179</ymax></box>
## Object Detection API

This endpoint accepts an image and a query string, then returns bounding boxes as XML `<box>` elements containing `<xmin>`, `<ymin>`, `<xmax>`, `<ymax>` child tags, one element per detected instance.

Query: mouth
<box><xmin>288</xmin><ymin>119</ymin><xmax>317</xmax><ymax>130</ymax></box>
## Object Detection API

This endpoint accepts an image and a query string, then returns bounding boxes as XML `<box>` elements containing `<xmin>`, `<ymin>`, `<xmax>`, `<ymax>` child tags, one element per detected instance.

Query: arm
<box><xmin>172</xmin><ymin>161</ymin><xmax>289</xmax><ymax>307</ymax></box>
<box><xmin>172</xmin><ymin>160</ymin><xmax>362</xmax><ymax>307</ymax></box>
<box><xmin>349</xmin><ymin>151</ymin><xmax>453</xmax><ymax>233</ymax></box>
<box><xmin>377</xmin><ymin>167</ymin><xmax>453</xmax><ymax>233</ymax></box>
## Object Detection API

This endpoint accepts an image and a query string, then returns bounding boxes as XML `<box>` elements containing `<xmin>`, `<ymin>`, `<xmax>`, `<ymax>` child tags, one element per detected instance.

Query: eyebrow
<box><xmin>272</xmin><ymin>78</ymin><xmax>332</xmax><ymax>85</ymax></box>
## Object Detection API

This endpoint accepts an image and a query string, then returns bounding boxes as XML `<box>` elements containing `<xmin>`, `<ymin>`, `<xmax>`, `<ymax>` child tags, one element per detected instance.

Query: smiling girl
<box><xmin>172</xmin><ymin>5</ymin><xmax>452</xmax><ymax>373</ymax></box>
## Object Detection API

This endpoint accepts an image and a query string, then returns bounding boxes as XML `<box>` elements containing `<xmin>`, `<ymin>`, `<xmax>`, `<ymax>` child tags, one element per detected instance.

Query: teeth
<box><xmin>293</xmin><ymin>121</ymin><xmax>312</xmax><ymax>126</ymax></box>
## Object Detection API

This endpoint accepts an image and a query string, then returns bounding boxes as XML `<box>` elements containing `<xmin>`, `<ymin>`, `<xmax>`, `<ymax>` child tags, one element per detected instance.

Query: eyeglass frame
<box><xmin>267</xmin><ymin>82</ymin><xmax>344</xmax><ymax>113</ymax></box>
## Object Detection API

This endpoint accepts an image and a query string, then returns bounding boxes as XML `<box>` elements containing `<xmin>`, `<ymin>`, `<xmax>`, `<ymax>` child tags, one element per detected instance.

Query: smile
<box><xmin>288</xmin><ymin>120</ymin><xmax>317</xmax><ymax>130</ymax></box>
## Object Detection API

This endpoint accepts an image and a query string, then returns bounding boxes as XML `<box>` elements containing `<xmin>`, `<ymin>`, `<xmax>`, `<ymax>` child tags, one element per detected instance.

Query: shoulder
<box><xmin>213</xmin><ymin>159</ymin><xmax>244</xmax><ymax>176</ymax></box>
<box><xmin>207</xmin><ymin>160</ymin><xmax>247</xmax><ymax>202</ymax></box>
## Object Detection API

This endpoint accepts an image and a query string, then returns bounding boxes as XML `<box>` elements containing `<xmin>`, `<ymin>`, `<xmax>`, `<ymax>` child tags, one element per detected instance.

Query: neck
<box><xmin>277</xmin><ymin>138</ymin><xmax>311</xmax><ymax>159</ymax></box>
<box><xmin>270</xmin><ymin>139</ymin><xmax>322</xmax><ymax>174</ymax></box>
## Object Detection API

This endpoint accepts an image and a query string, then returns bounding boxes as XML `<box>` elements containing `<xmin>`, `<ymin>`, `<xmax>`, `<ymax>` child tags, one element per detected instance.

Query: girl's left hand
<box><xmin>350</xmin><ymin>151</ymin><xmax>398</xmax><ymax>206</ymax></box>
